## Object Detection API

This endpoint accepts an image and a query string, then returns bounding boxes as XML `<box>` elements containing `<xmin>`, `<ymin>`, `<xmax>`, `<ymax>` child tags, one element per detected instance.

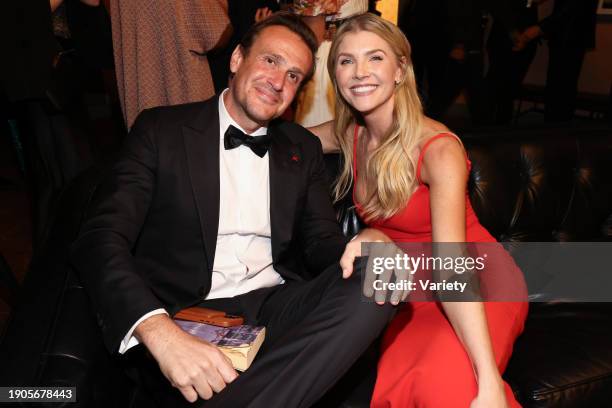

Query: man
<box><xmin>71</xmin><ymin>12</ymin><xmax>393</xmax><ymax>407</ymax></box>
<box><xmin>485</xmin><ymin>0</ymin><xmax>539</xmax><ymax>124</ymax></box>
<box><xmin>514</xmin><ymin>0</ymin><xmax>598</xmax><ymax>122</ymax></box>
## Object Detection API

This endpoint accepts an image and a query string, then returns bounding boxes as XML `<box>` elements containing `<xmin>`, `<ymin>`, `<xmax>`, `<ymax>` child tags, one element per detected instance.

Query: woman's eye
<box><xmin>371</xmin><ymin>55</ymin><xmax>383</xmax><ymax>61</ymax></box>
<box><xmin>340</xmin><ymin>58</ymin><xmax>352</xmax><ymax>65</ymax></box>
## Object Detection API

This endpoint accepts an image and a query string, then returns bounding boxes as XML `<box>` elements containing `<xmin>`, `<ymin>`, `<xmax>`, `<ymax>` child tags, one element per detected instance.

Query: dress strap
<box><xmin>352</xmin><ymin>124</ymin><xmax>360</xmax><ymax>180</ymax></box>
<box><xmin>416</xmin><ymin>132</ymin><xmax>466</xmax><ymax>185</ymax></box>
<box><xmin>352</xmin><ymin>124</ymin><xmax>360</xmax><ymax>207</ymax></box>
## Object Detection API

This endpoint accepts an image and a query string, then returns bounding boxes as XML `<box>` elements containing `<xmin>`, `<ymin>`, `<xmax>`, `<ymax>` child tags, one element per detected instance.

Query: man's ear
<box><xmin>229</xmin><ymin>45</ymin><xmax>245</xmax><ymax>75</ymax></box>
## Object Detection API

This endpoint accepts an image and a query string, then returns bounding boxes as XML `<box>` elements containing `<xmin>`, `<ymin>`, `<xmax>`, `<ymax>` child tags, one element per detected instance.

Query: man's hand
<box><xmin>449</xmin><ymin>44</ymin><xmax>466</xmax><ymax>62</ymax></box>
<box><xmin>255</xmin><ymin>7</ymin><xmax>273</xmax><ymax>23</ymax></box>
<box><xmin>340</xmin><ymin>228</ymin><xmax>392</xmax><ymax>279</ymax></box>
<box><xmin>321</xmin><ymin>0</ymin><xmax>339</xmax><ymax>14</ymax></box>
<box><xmin>512</xmin><ymin>25</ymin><xmax>543</xmax><ymax>51</ymax></box>
<box><xmin>135</xmin><ymin>314</ymin><xmax>238</xmax><ymax>402</ymax></box>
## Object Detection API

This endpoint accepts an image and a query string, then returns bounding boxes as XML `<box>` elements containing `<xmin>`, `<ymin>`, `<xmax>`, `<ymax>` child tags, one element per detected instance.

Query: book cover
<box><xmin>174</xmin><ymin>320</ymin><xmax>265</xmax><ymax>371</ymax></box>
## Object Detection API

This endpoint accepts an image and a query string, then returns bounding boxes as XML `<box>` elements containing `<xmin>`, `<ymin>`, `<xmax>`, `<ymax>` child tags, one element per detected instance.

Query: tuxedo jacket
<box><xmin>71</xmin><ymin>96</ymin><xmax>348</xmax><ymax>352</ymax></box>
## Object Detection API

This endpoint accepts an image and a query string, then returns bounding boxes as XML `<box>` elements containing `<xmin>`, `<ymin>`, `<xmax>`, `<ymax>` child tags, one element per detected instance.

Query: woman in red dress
<box><xmin>309</xmin><ymin>13</ymin><xmax>528</xmax><ymax>407</ymax></box>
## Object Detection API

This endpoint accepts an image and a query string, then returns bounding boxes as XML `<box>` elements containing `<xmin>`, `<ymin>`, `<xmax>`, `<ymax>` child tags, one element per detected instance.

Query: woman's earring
<box><xmin>395</xmin><ymin>79</ymin><xmax>400</xmax><ymax>86</ymax></box>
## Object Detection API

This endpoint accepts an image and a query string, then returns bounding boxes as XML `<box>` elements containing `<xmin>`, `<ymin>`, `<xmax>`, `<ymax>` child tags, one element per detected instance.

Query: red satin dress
<box><xmin>352</xmin><ymin>127</ymin><xmax>529</xmax><ymax>407</ymax></box>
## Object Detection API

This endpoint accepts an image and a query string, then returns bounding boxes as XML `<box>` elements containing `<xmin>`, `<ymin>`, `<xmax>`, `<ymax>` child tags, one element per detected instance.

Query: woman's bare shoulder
<box><xmin>421</xmin><ymin>117</ymin><xmax>452</xmax><ymax>138</ymax></box>
<box><xmin>418</xmin><ymin>117</ymin><xmax>460</xmax><ymax>148</ymax></box>
<box><xmin>418</xmin><ymin>117</ymin><xmax>463</xmax><ymax>162</ymax></box>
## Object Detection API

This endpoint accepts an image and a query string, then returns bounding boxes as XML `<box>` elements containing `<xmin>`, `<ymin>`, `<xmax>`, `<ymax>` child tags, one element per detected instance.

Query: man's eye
<box><xmin>288</xmin><ymin>72</ymin><xmax>299</xmax><ymax>83</ymax></box>
<box><xmin>265</xmin><ymin>57</ymin><xmax>275</xmax><ymax>65</ymax></box>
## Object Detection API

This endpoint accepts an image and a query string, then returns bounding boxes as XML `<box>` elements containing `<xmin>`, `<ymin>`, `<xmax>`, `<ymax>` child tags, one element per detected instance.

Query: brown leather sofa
<box><xmin>1</xmin><ymin>124</ymin><xmax>611</xmax><ymax>407</ymax></box>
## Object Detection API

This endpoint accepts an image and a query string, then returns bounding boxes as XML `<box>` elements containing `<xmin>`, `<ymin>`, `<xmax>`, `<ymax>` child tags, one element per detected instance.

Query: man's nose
<box><xmin>268</xmin><ymin>70</ymin><xmax>286</xmax><ymax>92</ymax></box>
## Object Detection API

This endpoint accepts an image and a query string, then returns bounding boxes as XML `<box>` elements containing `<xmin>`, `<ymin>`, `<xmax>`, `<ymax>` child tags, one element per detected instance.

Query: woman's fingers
<box><xmin>340</xmin><ymin>241</ymin><xmax>361</xmax><ymax>278</ymax></box>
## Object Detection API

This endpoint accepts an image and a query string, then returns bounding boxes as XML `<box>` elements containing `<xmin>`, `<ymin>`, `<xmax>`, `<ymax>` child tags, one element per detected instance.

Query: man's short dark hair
<box><xmin>239</xmin><ymin>12</ymin><xmax>318</xmax><ymax>84</ymax></box>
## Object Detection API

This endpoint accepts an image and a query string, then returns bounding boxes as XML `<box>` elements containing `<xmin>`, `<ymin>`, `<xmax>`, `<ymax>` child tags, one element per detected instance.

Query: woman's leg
<box><xmin>371</xmin><ymin>301</ymin><xmax>527</xmax><ymax>407</ymax></box>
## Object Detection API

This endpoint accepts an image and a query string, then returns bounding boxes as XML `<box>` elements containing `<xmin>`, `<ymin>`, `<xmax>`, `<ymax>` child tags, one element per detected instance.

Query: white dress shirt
<box><xmin>119</xmin><ymin>90</ymin><xmax>283</xmax><ymax>353</ymax></box>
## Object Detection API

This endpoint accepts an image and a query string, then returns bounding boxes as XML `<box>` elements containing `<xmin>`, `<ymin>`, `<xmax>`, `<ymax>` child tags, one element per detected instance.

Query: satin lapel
<box><xmin>269</xmin><ymin>125</ymin><xmax>301</xmax><ymax>260</ymax></box>
<box><xmin>182</xmin><ymin>99</ymin><xmax>220</xmax><ymax>269</ymax></box>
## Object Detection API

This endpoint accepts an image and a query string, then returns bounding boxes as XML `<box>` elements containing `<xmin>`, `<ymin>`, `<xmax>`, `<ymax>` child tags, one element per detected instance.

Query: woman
<box><xmin>309</xmin><ymin>13</ymin><xmax>528</xmax><ymax>407</ymax></box>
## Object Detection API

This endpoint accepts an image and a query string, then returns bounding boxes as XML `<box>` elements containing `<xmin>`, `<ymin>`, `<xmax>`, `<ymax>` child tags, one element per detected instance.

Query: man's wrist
<box><xmin>120</xmin><ymin>309</ymin><xmax>168</xmax><ymax>354</ymax></box>
<box><xmin>134</xmin><ymin>314</ymin><xmax>179</xmax><ymax>357</ymax></box>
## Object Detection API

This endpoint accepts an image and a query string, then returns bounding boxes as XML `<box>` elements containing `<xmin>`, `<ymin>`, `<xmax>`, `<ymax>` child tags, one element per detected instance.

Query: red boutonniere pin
<box><xmin>290</xmin><ymin>153</ymin><xmax>300</xmax><ymax>163</ymax></box>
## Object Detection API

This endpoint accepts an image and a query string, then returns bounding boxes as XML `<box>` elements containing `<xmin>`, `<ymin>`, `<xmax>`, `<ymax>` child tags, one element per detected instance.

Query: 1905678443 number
<box><xmin>0</xmin><ymin>387</ymin><xmax>76</xmax><ymax>402</ymax></box>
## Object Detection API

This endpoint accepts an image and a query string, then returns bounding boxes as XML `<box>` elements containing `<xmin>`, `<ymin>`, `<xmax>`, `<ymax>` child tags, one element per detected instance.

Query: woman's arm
<box><xmin>307</xmin><ymin>121</ymin><xmax>340</xmax><ymax>154</ymax></box>
<box><xmin>420</xmin><ymin>137</ymin><xmax>508</xmax><ymax>408</ymax></box>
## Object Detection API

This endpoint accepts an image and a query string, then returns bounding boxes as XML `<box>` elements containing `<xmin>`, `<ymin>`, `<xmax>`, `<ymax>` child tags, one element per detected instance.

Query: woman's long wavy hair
<box><xmin>328</xmin><ymin>13</ymin><xmax>424</xmax><ymax>222</ymax></box>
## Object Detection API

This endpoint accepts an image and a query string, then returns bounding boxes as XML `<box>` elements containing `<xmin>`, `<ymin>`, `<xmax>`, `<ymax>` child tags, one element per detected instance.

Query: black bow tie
<box><xmin>224</xmin><ymin>125</ymin><xmax>271</xmax><ymax>158</ymax></box>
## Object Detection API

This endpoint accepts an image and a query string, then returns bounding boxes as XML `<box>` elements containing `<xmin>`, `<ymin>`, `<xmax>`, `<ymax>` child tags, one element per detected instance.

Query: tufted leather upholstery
<box><xmin>464</xmin><ymin>128</ymin><xmax>612</xmax><ymax>242</ymax></box>
<box><xmin>1</xmin><ymin>125</ymin><xmax>611</xmax><ymax>407</ymax></box>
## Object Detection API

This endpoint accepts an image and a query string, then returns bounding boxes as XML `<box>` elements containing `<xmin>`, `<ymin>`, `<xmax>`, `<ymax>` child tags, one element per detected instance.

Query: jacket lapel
<box><xmin>269</xmin><ymin>124</ymin><xmax>301</xmax><ymax>260</ymax></box>
<box><xmin>182</xmin><ymin>97</ymin><xmax>220</xmax><ymax>270</ymax></box>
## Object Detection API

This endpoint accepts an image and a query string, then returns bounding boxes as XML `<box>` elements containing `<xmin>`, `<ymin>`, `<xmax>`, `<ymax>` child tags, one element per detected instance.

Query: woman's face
<box><xmin>334</xmin><ymin>30</ymin><xmax>403</xmax><ymax>117</ymax></box>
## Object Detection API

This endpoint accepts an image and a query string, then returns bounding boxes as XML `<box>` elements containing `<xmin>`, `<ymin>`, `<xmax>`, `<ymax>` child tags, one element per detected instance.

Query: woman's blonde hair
<box><xmin>328</xmin><ymin>13</ymin><xmax>424</xmax><ymax>222</ymax></box>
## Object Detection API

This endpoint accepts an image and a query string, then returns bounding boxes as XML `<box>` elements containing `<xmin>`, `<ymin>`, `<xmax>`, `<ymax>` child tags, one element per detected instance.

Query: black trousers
<box><xmin>126</xmin><ymin>259</ymin><xmax>395</xmax><ymax>408</ymax></box>
<box><xmin>485</xmin><ymin>22</ymin><xmax>537</xmax><ymax>125</ymax></box>
<box><xmin>545</xmin><ymin>42</ymin><xmax>587</xmax><ymax>122</ymax></box>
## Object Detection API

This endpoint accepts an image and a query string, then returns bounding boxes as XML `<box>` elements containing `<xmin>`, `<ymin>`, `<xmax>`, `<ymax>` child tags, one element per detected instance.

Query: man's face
<box><xmin>226</xmin><ymin>25</ymin><xmax>313</xmax><ymax>132</ymax></box>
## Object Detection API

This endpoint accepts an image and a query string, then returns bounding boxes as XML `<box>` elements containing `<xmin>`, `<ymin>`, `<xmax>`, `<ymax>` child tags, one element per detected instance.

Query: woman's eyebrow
<box><xmin>365</xmin><ymin>49</ymin><xmax>387</xmax><ymax>56</ymax></box>
<box><xmin>337</xmin><ymin>49</ymin><xmax>387</xmax><ymax>58</ymax></box>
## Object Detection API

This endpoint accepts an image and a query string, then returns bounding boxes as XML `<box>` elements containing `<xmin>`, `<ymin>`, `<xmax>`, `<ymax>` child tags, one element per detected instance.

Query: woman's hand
<box><xmin>340</xmin><ymin>228</ymin><xmax>411</xmax><ymax>305</ymax></box>
<box><xmin>340</xmin><ymin>228</ymin><xmax>391</xmax><ymax>278</ymax></box>
<box><xmin>471</xmin><ymin>381</ymin><xmax>509</xmax><ymax>408</ymax></box>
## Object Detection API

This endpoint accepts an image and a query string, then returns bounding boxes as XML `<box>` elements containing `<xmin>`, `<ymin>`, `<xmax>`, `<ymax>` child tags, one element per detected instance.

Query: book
<box><xmin>174</xmin><ymin>319</ymin><xmax>265</xmax><ymax>371</ymax></box>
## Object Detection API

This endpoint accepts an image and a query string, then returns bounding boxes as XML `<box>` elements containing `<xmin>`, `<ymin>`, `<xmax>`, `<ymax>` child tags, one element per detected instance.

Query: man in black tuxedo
<box><xmin>71</xmin><ymin>12</ymin><xmax>393</xmax><ymax>407</ymax></box>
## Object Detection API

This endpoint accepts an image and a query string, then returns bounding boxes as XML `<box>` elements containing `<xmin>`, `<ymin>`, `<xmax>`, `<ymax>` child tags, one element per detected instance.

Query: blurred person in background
<box><xmin>398</xmin><ymin>0</ymin><xmax>547</xmax><ymax>126</ymax></box>
<box><xmin>293</xmin><ymin>0</ymin><xmax>368</xmax><ymax>127</ymax></box>
<box><xmin>110</xmin><ymin>0</ymin><xmax>232</xmax><ymax>129</ymax></box>
<box><xmin>397</xmin><ymin>0</ymin><xmax>490</xmax><ymax>125</ymax></box>
<box><xmin>2</xmin><ymin>0</ymin><xmax>110</xmax><ymax>249</ymax></box>
<box><xmin>513</xmin><ymin>0</ymin><xmax>598</xmax><ymax>122</ymax></box>
<box><xmin>484</xmin><ymin>0</ymin><xmax>542</xmax><ymax>125</ymax></box>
